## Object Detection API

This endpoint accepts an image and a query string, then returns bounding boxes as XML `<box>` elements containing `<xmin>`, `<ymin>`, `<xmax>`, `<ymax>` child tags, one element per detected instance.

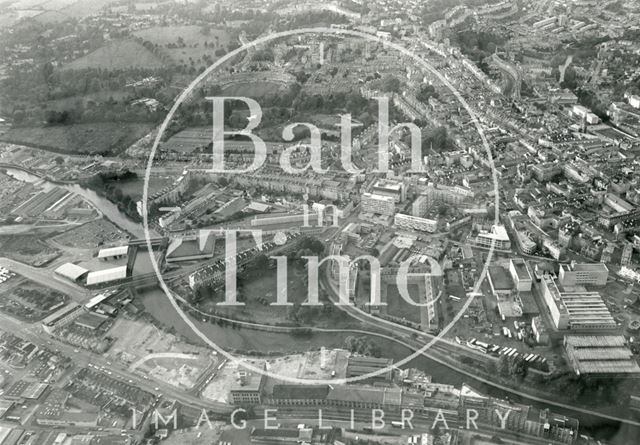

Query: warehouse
<box><xmin>86</xmin><ymin>266</ymin><xmax>128</xmax><ymax>286</ymax></box>
<box><xmin>54</xmin><ymin>263</ymin><xmax>89</xmax><ymax>283</ymax></box>
<box><xmin>97</xmin><ymin>245</ymin><xmax>129</xmax><ymax>261</ymax></box>
<box><xmin>564</xmin><ymin>335</ymin><xmax>640</xmax><ymax>375</ymax></box>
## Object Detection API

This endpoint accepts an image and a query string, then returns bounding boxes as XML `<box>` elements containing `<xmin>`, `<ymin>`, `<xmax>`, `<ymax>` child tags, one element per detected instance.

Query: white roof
<box><xmin>98</xmin><ymin>245</ymin><xmax>129</xmax><ymax>258</ymax></box>
<box><xmin>86</xmin><ymin>266</ymin><xmax>127</xmax><ymax>285</ymax></box>
<box><xmin>54</xmin><ymin>263</ymin><xmax>89</xmax><ymax>280</ymax></box>
<box><xmin>85</xmin><ymin>293</ymin><xmax>110</xmax><ymax>309</ymax></box>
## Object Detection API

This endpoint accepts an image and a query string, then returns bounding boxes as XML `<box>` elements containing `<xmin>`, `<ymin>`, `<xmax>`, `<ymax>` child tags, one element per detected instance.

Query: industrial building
<box><xmin>564</xmin><ymin>335</ymin><xmax>640</xmax><ymax>375</ymax></box>
<box><xmin>460</xmin><ymin>384</ymin><xmax>578</xmax><ymax>444</ymax></box>
<box><xmin>165</xmin><ymin>233</ymin><xmax>216</xmax><ymax>263</ymax></box>
<box><xmin>97</xmin><ymin>245</ymin><xmax>129</xmax><ymax>261</ymax></box>
<box><xmin>540</xmin><ymin>275</ymin><xmax>615</xmax><ymax>330</ymax></box>
<box><xmin>53</xmin><ymin>263</ymin><xmax>89</xmax><ymax>283</ymax></box>
<box><xmin>86</xmin><ymin>265</ymin><xmax>128</xmax><ymax>286</ymax></box>
<box><xmin>229</xmin><ymin>371</ymin><xmax>265</xmax><ymax>405</ymax></box>
<box><xmin>558</xmin><ymin>262</ymin><xmax>608</xmax><ymax>287</ymax></box>
<box><xmin>345</xmin><ymin>356</ymin><xmax>394</xmax><ymax>382</ymax></box>
<box><xmin>41</xmin><ymin>304</ymin><xmax>84</xmax><ymax>333</ymax></box>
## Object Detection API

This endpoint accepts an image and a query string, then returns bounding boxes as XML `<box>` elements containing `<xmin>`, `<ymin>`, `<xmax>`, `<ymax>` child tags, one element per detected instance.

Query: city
<box><xmin>0</xmin><ymin>0</ymin><xmax>640</xmax><ymax>445</ymax></box>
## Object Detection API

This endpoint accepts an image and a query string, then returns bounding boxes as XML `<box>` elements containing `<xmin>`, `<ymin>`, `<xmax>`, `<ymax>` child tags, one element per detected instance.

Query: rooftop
<box><xmin>510</xmin><ymin>258</ymin><xmax>532</xmax><ymax>281</ymax></box>
<box><xmin>54</xmin><ymin>263</ymin><xmax>89</xmax><ymax>281</ymax></box>
<box><xmin>97</xmin><ymin>245</ymin><xmax>129</xmax><ymax>259</ymax></box>
<box><xmin>488</xmin><ymin>265</ymin><xmax>514</xmax><ymax>290</ymax></box>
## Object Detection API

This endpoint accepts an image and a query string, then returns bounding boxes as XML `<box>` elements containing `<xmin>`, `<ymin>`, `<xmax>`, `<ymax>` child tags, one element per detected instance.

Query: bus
<box><xmin>507</xmin><ymin>349</ymin><xmax>518</xmax><ymax>358</ymax></box>
<box><xmin>391</xmin><ymin>421</ymin><xmax>404</xmax><ymax>428</ymax></box>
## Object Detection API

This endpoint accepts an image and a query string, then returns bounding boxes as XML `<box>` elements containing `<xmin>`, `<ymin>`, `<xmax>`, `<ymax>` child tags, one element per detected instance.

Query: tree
<box><xmin>377</xmin><ymin>74</ymin><xmax>401</xmax><ymax>93</ymax></box>
<box><xmin>417</xmin><ymin>84</ymin><xmax>437</xmax><ymax>103</ymax></box>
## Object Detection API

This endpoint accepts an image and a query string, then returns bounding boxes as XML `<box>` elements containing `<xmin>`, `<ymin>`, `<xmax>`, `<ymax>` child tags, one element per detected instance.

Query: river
<box><xmin>3</xmin><ymin>166</ymin><xmax>635</xmax><ymax>442</ymax></box>
<box><xmin>4</xmin><ymin>167</ymin><xmax>147</xmax><ymax>238</ymax></box>
<box><xmin>137</xmin><ymin>286</ymin><xmax>637</xmax><ymax>442</ymax></box>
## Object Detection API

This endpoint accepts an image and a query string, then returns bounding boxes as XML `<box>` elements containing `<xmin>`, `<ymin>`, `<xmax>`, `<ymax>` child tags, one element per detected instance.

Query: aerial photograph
<box><xmin>1</xmin><ymin>0</ymin><xmax>640</xmax><ymax>444</ymax></box>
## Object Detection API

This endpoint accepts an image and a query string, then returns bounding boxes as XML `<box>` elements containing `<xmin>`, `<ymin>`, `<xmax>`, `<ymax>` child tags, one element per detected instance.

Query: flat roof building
<box><xmin>166</xmin><ymin>233</ymin><xmax>216</xmax><ymax>263</ymax></box>
<box><xmin>487</xmin><ymin>265</ymin><xmax>514</xmax><ymax>296</ymax></box>
<box><xmin>361</xmin><ymin>192</ymin><xmax>395</xmax><ymax>216</ymax></box>
<box><xmin>474</xmin><ymin>225</ymin><xmax>511</xmax><ymax>250</ymax></box>
<box><xmin>394</xmin><ymin>213</ymin><xmax>437</xmax><ymax>233</ymax></box>
<box><xmin>229</xmin><ymin>371</ymin><xmax>265</xmax><ymax>406</ymax></box>
<box><xmin>372</xmin><ymin>179</ymin><xmax>405</xmax><ymax>202</ymax></box>
<box><xmin>540</xmin><ymin>275</ymin><xmax>615</xmax><ymax>330</ymax></box>
<box><xmin>509</xmin><ymin>258</ymin><xmax>532</xmax><ymax>292</ymax></box>
<box><xmin>564</xmin><ymin>335</ymin><xmax>640</xmax><ymax>375</ymax></box>
<box><xmin>559</xmin><ymin>262</ymin><xmax>608</xmax><ymax>287</ymax></box>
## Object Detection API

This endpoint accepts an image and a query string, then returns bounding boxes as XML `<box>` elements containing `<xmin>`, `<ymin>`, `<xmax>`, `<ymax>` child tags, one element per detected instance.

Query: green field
<box><xmin>134</xmin><ymin>25</ymin><xmax>230</xmax><ymax>66</ymax></box>
<box><xmin>221</xmin><ymin>81</ymin><xmax>288</xmax><ymax>97</ymax></box>
<box><xmin>0</xmin><ymin>122</ymin><xmax>153</xmax><ymax>155</ymax></box>
<box><xmin>385</xmin><ymin>283</ymin><xmax>423</xmax><ymax>324</ymax></box>
<box><xmin>63</xmin><ymin>40</ymin><xmax>165</xmax><ymax>70</ymax></box>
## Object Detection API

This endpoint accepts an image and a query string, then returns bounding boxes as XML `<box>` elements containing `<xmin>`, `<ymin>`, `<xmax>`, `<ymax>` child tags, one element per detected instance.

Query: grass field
<box><xmin>134</xmin><ymin>25</ymin><xmax>230</xmax><ymax>66</ymax></box>
<box><xmin>0</xmin><ymin>122</ymin><xmax>154</xmax><ymax>155</ymax></box>
<box><xmin>63</xmin><ymin>40</ymin><xmax>164</xmax><ymax>70</ymax></box>
<box><xmin>385</xmin><ymin>282</ymin><xmax>423</xmax><ymax>324</ymax></box>
<box><xmin>220</xmin><ymin>81</ymin><xmax>288</xmax><ymax>97</ymax></box>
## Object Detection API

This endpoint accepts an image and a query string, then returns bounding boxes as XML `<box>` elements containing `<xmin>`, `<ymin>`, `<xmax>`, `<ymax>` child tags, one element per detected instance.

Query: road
<box><xmin>0</xmin><ymin>311</ymin><xmax>233</xmax><ymax>415</ymax></box>
<box><xmin>319</xmin><ymin>262</ymin><xmax>640</xmax><ymax>429</ymax></box>
<box><xmin>0</xmin><ymin>257</ymin><xmax>89</xmax><ymax>302</ymax></box>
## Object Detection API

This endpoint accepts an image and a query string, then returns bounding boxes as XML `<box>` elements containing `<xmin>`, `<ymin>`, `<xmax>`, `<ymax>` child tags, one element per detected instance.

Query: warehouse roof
<box><xmin>86</xmin><ymin>266</ymin><xmax>127</xmax><ymax>285</ymax></box>
<box><xmin>97</xmin><ymin>245</ymin><xmax>129</xmax><ymax>259</ymax></box>
<box><xmin>54</xmin><ymin>263</ymin><xmax>89</xmax><ymax>281</ymax></box>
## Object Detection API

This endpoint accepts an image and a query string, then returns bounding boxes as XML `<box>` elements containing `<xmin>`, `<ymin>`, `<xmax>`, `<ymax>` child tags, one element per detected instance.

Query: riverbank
<box><xmin>136</xmin><ymin>285</ymin><xmax>639</xmax><ymax>442</ymax></box>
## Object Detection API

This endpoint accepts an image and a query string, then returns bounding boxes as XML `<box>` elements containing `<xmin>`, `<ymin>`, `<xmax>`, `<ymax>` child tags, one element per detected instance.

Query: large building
<box><xmin>361</xmin><ymin>192</ymin><xmax>395</xmax><ymax>216</ymax></box>
<box><xmin>41</xmin><ymin>304</ymin><xmax>84</xmax><ymax>333</ymax></box>
<box><xmin>558</xmin><ymin>262</ymin><xmax>608</xmax><ymax>287</ymax></box>
<box><xmin>487</xmin><ymin>265</ymin><xmax>513</xmax><ymax>297</ymax></box>
<box><xmin>165</xmin><ymin>233</ymin><xmax>216</xmax><ymax>263</ymax></box>
<box><xmin>474</xmin><ymin>225</ymin><xmax>511</xmax><ymax>250</ymax></box>
<box><xmin>394</xmin><ymin>213</ymin><xmax>437</xmax><ymax>233</ymax></box>
<box><xmin>97</xmin><ymin>245</ymin><xmax>129</xmax><ymax>261</ymax></box>
<box><xmin>372</xmin><ymin>179</ymin><xmax>405</xmax><ymax>202</ymax></box>
<box><xmin>540</xmin><ymin>275</ymin><xmax>615</xmax><ymax>330</ymax></box>
<box><xmin>86</xmin><ymin>265</ymin><xmax>128</xmax><ymax>286</ymax></box>
<box><xmin>229</xmin><ymin>371</ymin><xmax>265</xmax><ymax>405</ymax></box>
<box><xmin>460</xmin><ymin>385</ymin><xmax>578</xmax><ymax>444</ymax></box>
<box><xmin>564</xmin><ymin>336</ymin><xmax>640</xmax><ymax>375</ymax></box>
<box><xmin>509</xmin><ymin>258</ymin><xmax>532</xmax><ymax>292</ymax></box>
<box><xmin>345</xmin><ymin>356</ymin><xmax>394</xmax><ymax>382</ymax></box>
